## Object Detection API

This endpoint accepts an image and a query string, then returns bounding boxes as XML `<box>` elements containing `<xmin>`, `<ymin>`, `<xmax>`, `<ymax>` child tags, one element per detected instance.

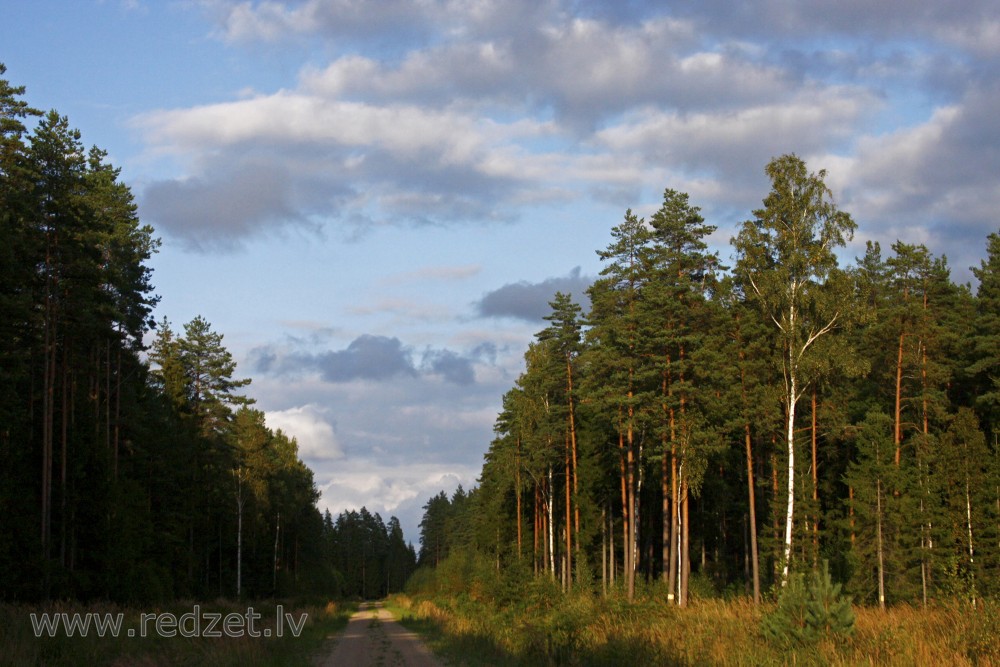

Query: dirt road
<box><xmin>315</xmin><ymin>601</ymin><xmax>444</xmax><ymax>667</ymax></box>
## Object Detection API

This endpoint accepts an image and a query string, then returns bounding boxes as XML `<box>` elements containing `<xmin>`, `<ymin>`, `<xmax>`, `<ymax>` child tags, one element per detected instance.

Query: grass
<box><xmin>389</xmin><ymin>591</ymin><xmax>1000</xmax><ymax>666</ymax></box>
<box><xmin>0</xmin><ymin>598</ymin><xmax>354</xmax><ymax>667</ymax></box>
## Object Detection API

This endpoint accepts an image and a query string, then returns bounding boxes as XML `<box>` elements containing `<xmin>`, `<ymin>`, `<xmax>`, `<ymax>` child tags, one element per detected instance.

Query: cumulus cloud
<box><xmin>827</xmin><ymin>83</ymin><xmax>1000</xmax><ymax>280</ymax></box>
<box><xmin>421</xmin><ymin>349</ymin><xmax>475</xmax><ymax>386</ymax></box>
<box><xmin>317</xmin><ymin>335</ymin><xmax>417</xmax><ymax>382</ymax></box>
<box><xmin>249</xmin><ymin>334</ymin><xmax>484</xmax><ymax>386</ymax></box>
<box><xmin>476</xmin><ymin>267</ymin><xmax>592</xmax><ymax>322</ymax></box>
<box><xmin>139</xmin><ymin>0</ymin><xmax>1000</xmax><ymax>287</ymax></box>
<box><xmin>154</xmin><ymin>0</ymin><xmax>1000</xmax><ymax>542</ymax></box>
<box><xmin>135</xmin><ymin>91</ymin><xmax>547</xmax><ymax>244</ymax></box>
<box><xmin>142</xmin><ymin>3</ymin><xmax>887</xmax><ymax>249</ymax></box>
<box><xmin>140</xmin><ymin>163</ymin><xmax>303</xmax><ymax>250</ymax></box>
<box><xmin>311</xmin><ymin>457</ymin><xmax>480</xmax><ymax>543</ymax></box>
<box><xmin>265</xmin><ymin>404</ymin><xmax>343</xmax><ymax>460</ymax></box>
<box><xmin>594</xmin><ymin>84</ymin><xmax>879</xmax><ymax>189</ymax></box>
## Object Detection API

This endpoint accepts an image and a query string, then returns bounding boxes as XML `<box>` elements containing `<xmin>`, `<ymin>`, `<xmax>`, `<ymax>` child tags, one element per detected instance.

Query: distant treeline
<box><xmin>0</xmin><ymin>64</ymin><xmax>415</xmax><ymax>602</ymax></box>
<box><xmin>416</xmin><ymin>155</ymin><xmax>1000</xmax><ymax>608</ymax></box>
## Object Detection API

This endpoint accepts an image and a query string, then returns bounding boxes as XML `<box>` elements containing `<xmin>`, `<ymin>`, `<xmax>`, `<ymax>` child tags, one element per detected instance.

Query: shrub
<box><xmin>763</xmin><ymin>560</ymin><xmax>854</xmax><ymax>647</ymax></box>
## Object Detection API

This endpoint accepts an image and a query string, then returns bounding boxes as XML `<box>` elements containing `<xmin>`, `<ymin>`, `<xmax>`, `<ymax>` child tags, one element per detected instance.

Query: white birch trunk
<box><xmin>548</xmin><ymin>465</ymin><xmax>556</xmax><ymax>579</ymax></box>
<box><xmin>966</xmin><ymin>479</ymin><xmax>977</xmax><ymax>608</ymax></box>
<box><xmin>781</xmin><ymin>362</ymin><xmax>796</xmax><ymax>584</ymax></box>
<box><xmin>877</xmin><ymin>474</ymin><xmax>885</xmax><ymax>609</ymax></box>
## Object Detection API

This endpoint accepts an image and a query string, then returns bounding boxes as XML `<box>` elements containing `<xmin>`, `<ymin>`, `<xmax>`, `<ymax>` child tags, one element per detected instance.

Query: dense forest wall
<box><xmin>416</xmin><ymin>160</ymin><xmax>1000</xmax><ymax>608</ymax></box>
<box><xmin>0</xmin><ymin>65</ymin><xmax>416</xmax><ymax>603</ymax></box>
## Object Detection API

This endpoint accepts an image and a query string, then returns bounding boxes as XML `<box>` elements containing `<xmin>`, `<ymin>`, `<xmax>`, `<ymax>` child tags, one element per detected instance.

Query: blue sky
<box><xmin>4</xmin><ymin>0</ymin><xmax>999</xmax><ymax>544</ymax></box>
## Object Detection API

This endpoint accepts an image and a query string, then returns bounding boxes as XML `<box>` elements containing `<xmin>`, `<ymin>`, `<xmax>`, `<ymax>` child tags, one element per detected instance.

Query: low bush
<box><xmin>762</xmin><ymin>561</ymin><xmax>855</xmax><ymax>648</ymax></box>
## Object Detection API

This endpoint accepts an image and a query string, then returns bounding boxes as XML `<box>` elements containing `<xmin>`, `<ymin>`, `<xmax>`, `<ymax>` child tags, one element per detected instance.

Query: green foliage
<box><xmin>326</xmin><ymin>508</ymin><xmax>416</xmax><ymax>599</ymax></box>
<box><xmin>0</xmin><ymin>65</ymin><xmax>341</xmax><ymax>603</ymax></box>
<box><xmin>969</xmin><ymin>231</ymin><xmax>1000</xmax><ymax>435</ymax></box>
<box><xmin>763</xmin><ymin>561</ymin><xmax>855</xmax><ymax>647</ymax></box>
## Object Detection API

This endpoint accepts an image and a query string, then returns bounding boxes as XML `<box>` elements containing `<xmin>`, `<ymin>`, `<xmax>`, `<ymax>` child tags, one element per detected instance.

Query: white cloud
<box><xmin>595</xmin><ymin>85</ymin><xmax>877</xmax><ymax>174</ymax></box>
<box><xmin>379</xmin><ymin>264</ymin><xmax>482</xmax><ymax>286</ymax></box>
<box><xmin>265</xmin><ymin>404</ymin><xmax>343</xmax><ymax>460</ymax></box>
<box><xmin>164</xmin><ymin>0</ymin><xmax>1000</xmax><ymax>279</ymax></box>
<box><xmin>311</xmin><ymin>457</ymin><xmax>481</xmax><ymax>543</ymax></box>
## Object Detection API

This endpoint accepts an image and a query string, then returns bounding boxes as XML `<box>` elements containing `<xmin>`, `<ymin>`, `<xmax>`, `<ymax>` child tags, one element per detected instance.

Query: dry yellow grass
<box><xmin>392</xmin><ymin>592</ymin><xmax>1000</xmax><ymax>666</ymax></box>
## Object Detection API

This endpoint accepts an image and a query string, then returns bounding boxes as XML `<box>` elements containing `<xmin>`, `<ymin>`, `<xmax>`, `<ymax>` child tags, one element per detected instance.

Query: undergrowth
<box><xmin>390</xmin><ymin>553</ymin><xmax>1000</xmax><ymax>666</ymax></box>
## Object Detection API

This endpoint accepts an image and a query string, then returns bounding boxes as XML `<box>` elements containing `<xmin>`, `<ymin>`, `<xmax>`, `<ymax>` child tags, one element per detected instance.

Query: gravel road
<box><xmin>314</xmin><ymin>601</ymin><xmax>444</xmax><ymax>667</ymax></box>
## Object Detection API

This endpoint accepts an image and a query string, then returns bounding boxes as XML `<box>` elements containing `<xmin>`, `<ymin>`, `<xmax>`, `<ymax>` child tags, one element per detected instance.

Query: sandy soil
<box><xmin>314</xmin><ymin>601</ymin><xmax>445</xmax><ymax>667</ymax></box>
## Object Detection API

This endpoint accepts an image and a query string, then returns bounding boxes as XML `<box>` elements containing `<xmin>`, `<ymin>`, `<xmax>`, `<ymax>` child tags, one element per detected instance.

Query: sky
<box><xmin>3</xmin><ymin>0</ymin><xmax>999</xmax><ymax>545</ymax></box>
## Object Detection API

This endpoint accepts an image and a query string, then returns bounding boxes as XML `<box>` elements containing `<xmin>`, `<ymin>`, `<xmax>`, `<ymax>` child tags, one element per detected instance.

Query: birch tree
<box><xmin>733</xmin><ymin>154</ymin><xmax>856</xmax><ymax>584</ymax></box>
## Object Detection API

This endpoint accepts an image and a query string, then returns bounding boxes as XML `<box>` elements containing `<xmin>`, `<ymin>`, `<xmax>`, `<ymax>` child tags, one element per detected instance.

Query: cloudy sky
<box><xmin>4</xmin><ymin>0</ymin><xmax>999</xmax><ymax>543</ymax></box>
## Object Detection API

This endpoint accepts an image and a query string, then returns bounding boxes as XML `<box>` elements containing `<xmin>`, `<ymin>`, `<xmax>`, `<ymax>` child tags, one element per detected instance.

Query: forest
<box><xmin>4</xmin><ymin>52</ymin><xmax>1000</xmax><ymax>662</ymax></box>
<box><xmin>0</xmin><ymin>64</ymin><xmax>415</xmax><ymax>604</ymax></box>
<box><xmin>412</xmin><ymin>155</ymin><xmax>1000</xmax><ymax>613</ymax></box>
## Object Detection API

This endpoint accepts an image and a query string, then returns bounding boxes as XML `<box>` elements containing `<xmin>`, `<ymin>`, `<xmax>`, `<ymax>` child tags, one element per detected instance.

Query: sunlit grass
<box><xmin>390</xmin><ymin>590</ymin><xmax>1000</xmax><ymax>666</ymax></box>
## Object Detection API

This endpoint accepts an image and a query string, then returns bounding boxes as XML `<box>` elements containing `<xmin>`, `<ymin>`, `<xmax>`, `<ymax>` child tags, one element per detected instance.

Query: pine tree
<box><xmin>643</xmin><ymin>188</ymin><xmax>722</xmax><ymax>605</ymax></box>
<box><xmin>970</xmin><ymin>231</ymin><xmax>1000</xmax><ymax>437</ymax></box>
<box><xmin>764</xmin><ymin>560</ymin><xmax>854</xmax><ymax>646</ymax></box>
<box><xmin>537</xmin><ymin>292</ymin><xmax>584</xmax><ymax>587</ymax></box>
<box><xmin>181</xmin><ymin>315</ymin><xmax>253</xmax><ymax>436</ymax></box>
<box><xmin>844</xmin><ymin>411</ymin><xmax>911</xmax><ymax>606</ymax></box>
<box><xmin>937</xmin><ymin>408</ymin><xmax>992</xmax><ymax>606</ymax></box>
<box><xmin>585</xmin><ymin>210</ymin><xmax>653</xmax><ymax>601</ymax></box>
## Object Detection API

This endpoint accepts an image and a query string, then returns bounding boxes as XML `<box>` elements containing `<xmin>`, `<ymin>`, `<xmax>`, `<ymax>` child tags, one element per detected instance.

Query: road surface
<box><xmin>315</xmin><ymin>601</ymin><xmax>444</xmax><ymax>667</ymax></box>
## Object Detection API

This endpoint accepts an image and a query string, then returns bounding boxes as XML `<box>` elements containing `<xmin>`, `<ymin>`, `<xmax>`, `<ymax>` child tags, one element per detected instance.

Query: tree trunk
<box><xmin>618</xmin><ymin>422</ymin><xmax>629</xmax><ymax>592</ymax></box>
<box><xmin>626</xmin><ymin>395</ymin><xmax>637</xmax><ymax>601</ymax></box>
<box><xmin>567</xmin><ymin>359</ymin><xmax>580</xmax><ymax>557</ymax></box>
<box><xmin>565</xmin><ymin>431</ymin><xmax>572</xmax><ymax>588</ymax></box>
<box><xmin>966</xmin><ymin>477</ymin><xmax>977</xmax><ymax>608</ymax></box>
<box><xmin>739</xmin><ymin>349</ymin><xmax>761</xmax><ymax>604</ymax></box>
<box><xmin>60</xmin><ymin>353</ymin><xmax>68</xmax><ymax>569</ymax></box>
<box><xmin>668</xmin><ymin>374</ymin><xmax>679</xmax><ymax>603</ymax></box>
<box><xmin>533</xmin><ymin>483</ymin><xmax>539</xmax><ymax>575</ymax></box>
<box><xmin>548</xmin><ymin>465</ymin><xmax>555</xmax><ymax>579</ymax></box>
<box><xmin>877</xmin><ymin>473</ymin><xmax>885</xmax><ymax>610</ymax></box>
<box><xmin>516</xmin><ymin>438</ymin><xmax>522</xmax><ymax>559</ymax></box>
<box><xmin>894</xmin><ymin>330</ymin><xmax>904</xmax><ymax>466</ymax></box>
<box><xmin>609</xmin><ymin>504</ymin><xmax>616</xmax><ymax>587</ymax></box>
<box><xmin>273</xmin><ymin>512</ymin><xmax>280</xmax><ymax>594</ymax></box>
<box><xmin>849</xmin><ymin>485</ymin><xmax>856</xmax><ymax>545</ymax></box>
<box><xmin>811</xmin><ymin>387</ymin><xmax>819</xmax><ymax>566</ymax></box>
<box><xmin>781</xmin><ymin>366</ymin><xmax>796</xmax><ymax>584</ymax></box>
<box><xmin>601</xmin><ymin>505</ymin><xmax>607</xmax><ymax>596</ymax></box>
<box><xmin>235</xmin><ymin>471</ymin><xmax>244</xmax><ymax>599</ymax></box>
<box><xmin>744</xmin><ymin>421</ymin><xmax>760</xmax><ymax>604</ymax></box>
<box><xmin>661</xmin><ymin>426</ymin><xmax>670</xmax><ymax>588</ymax></box>
<box><xmin>680</xmin><ymin>477</ymin><xmax>690</xmax><ymax>606</ymax></box>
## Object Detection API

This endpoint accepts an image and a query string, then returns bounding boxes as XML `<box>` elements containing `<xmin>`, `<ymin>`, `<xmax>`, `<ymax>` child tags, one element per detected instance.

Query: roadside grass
<box><xmin>0</xmin><ymin>599</ymin><xmax>354</xmax><ymax>667</ymax></box>
<box><xmin>389</xmin><ymin>591</ymin><xmax>1000</xmax><ymax>666</ymax></box>
<box><xmin>385</xmin><ymin>596</ymin><xmax>518</xmax><ymax>666</ymax></box>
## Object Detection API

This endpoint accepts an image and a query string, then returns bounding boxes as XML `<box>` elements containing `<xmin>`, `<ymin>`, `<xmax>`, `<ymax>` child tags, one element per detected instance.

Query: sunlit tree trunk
<box><xmin>516</xmin><ymin>437</ymin><xmax>522</xmax><ymax>559</ymax></box>
<box><xmin>744</xmin><ymin>418</ymin><xmax>760</xmax><ymax>604</ymax></box>
<box><xmin>548</xmin><ymin>465</ymin><xmax>555</xmax><ymax>579</ymax></box>
<box><xmin>565</xmin><ymin>432</ymin><xmax>572</xmax><ymax>588</ymax></box>
<box><xmin>876</xmin><ymin>471</ymin><xmax>885</xmax><ymax>610</ymax></box>
<box><xmin>811</xmin><ymin>387</ymin><xmax>819</xmax><ymax>566</ymax></box>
